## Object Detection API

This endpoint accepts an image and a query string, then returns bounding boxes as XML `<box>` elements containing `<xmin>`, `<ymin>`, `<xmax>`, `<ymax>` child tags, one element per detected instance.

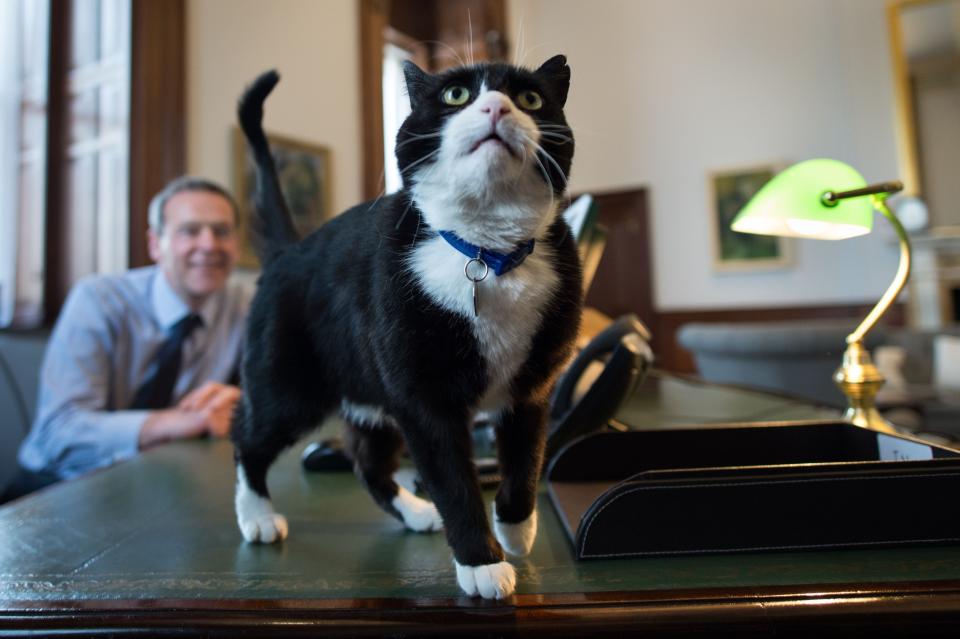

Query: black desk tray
<box><xmin>546</xmin><ymin>421</ymin><xmax>960</xmax><ymax>560</ymax></box>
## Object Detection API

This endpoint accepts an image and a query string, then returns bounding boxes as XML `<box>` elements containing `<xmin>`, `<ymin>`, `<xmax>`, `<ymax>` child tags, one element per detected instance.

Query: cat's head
<box><xmin>397</xmin><ymin>56</ymin><xmax>574</xmax><ymax>247</ymax></box>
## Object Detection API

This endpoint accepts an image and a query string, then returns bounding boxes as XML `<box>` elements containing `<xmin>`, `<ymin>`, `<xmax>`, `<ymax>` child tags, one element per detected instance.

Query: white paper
<box><xmin>877</xmin><ymin>434</ymin><xmax>933</xmax><ymax>462</ymax></box>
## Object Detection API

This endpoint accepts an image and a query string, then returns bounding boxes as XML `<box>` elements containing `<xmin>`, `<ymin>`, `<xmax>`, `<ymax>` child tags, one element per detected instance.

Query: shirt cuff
<box><xmin>103</xmin><ymin>410</ymin><xmax>152</xmax><ymax>464</ymax></box>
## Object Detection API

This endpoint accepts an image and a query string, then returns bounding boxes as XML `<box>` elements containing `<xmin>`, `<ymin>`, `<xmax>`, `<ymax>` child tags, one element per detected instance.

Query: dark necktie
<box><xmin>130</xmin><ymin>314</ymin><xmax>203</xmax><ymax>409</ymax></box>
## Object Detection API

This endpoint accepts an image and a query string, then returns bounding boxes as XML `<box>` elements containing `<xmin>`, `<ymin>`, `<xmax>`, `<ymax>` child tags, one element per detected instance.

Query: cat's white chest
<box><xmin>409</xmin><ymin>236</ymin><xmax>559</xmax><ymax>411</ymax></box>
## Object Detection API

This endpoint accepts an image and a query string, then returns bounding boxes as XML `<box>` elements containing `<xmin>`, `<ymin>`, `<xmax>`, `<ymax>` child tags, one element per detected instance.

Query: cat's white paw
<box><xmin>493</xmin><ymin>504</ymin><xmax>538</xmax><ymax>557</ymax></box>
<box><xmin>392</xmin><ymin>486</ymin><xmax>443</xmax><ymax>532</ymax></box>
<box><xmin>235</xmin><ymin>467</ymin><xmax>288</xmax><ymax>544</ymax></box>
<box><xmin>239</xmin><ymin>511</ymin><xmax>289</xmax><ymax>544</ymax></box>
<box><xmin>454</xmin><ymin>560</ymin><xmax>516</xmax><ymax>599</ymax></box>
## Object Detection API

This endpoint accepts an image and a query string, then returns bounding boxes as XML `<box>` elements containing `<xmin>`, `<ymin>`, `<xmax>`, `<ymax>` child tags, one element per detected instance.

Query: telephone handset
<box><xmin>544</xmin><ymin>314</ymin><xmax>653</xmax><ymax>461</ymax></box>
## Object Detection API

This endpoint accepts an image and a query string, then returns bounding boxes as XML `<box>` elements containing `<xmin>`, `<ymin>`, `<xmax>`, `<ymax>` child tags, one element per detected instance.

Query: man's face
<box><xmin>148</xmin><ymin>190</ymin><xmax>239</xmax><ymax>308</ymax></box>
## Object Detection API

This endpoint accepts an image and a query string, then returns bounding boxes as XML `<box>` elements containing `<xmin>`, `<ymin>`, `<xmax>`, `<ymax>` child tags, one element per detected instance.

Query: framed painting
<box><xmin>709</xmin><ymin>165</ymin><xmax>790</xmax><ymax>271</ymax></box>
<box><xmin>232</xmin><ymin>128</ymin><xmax>332</xmax><ymax>268</ymax></box>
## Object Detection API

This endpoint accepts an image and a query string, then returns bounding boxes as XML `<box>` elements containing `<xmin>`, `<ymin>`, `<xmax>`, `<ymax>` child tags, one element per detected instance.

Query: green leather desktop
<box><xmin>2</xmin><ymin>373</ymin><xmax>960</xmax><ymax>637</ymax></box>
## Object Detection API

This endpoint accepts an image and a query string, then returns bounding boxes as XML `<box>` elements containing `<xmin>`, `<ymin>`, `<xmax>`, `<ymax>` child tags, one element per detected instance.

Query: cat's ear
<box><xmin>536</xmin><ymin>55</ymin><xmax>571</xmax><ymax>107</ymax></box>
<box><xmin>403</xmin><ymin>61</ymin><xmax>431</xmax><ymax>110</ymax></box>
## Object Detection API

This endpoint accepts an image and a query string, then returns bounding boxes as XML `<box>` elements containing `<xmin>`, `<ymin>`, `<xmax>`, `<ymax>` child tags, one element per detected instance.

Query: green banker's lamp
<box><xmin>730</xmin><ymin>158</ymin><xmax>908</xmax><ymax>434</ymax></box>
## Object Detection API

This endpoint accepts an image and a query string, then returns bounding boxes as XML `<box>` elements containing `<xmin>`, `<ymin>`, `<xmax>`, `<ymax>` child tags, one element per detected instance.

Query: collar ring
<box><xmin>464</xmin><ymin>258</ymin><xmax>489</xmax><ymax>283</ymax></box>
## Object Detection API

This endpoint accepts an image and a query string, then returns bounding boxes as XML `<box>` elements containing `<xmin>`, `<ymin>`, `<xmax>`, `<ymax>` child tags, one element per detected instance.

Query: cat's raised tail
<box><xmin>237</xmin><ymin>70</ymin><xmax>300</xmax><ymax>264</ymax></box>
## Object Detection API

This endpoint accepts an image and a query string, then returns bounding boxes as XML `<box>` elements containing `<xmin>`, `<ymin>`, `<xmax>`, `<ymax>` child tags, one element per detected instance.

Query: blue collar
<box><xmin>438</xmin><ymin>231</ymin><xmax>535</xmax><ymax>276</ymax></box>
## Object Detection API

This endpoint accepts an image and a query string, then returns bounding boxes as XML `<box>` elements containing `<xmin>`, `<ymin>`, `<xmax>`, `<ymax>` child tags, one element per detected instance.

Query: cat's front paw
<box><xmin>493</xmin><ymin>505</ymin><xmax>537</xmax><ymax>557</ymax></box>
<box><xmin>392</xmin><ymin>486</ymin><xmax>443</xmax><ymax>532</ymax></box>
<box><xmin>236</xmin><ymin>487</ymin><xmax>289</xmax><ymax>543</ymax></box>
<box><xmin>239</xmin><ymin>512</ymin><xmax>289</xmax><ymax>544</ymax></box>
<box><xmin>454</xmin><ymin>560</ymin><xmax>516</xmax><ymax>599</ymax></box>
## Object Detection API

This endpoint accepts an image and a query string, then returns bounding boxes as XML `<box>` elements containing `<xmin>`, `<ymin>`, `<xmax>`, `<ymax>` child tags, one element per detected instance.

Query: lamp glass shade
<box><xmin>730</xmin><ymin>159</ymin><xmax>874</xmax><ymax>240</ymax></box>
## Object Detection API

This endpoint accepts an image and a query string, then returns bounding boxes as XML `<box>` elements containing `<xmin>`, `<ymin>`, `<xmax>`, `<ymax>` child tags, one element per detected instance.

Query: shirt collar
<box><xmin>151</xmin><ymin>268</ymin><xmax>221</xmax><ymax>331</ymax></box>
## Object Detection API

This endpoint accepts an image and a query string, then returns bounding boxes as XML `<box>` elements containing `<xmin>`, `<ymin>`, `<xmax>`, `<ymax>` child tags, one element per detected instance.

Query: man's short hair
<box><xmin>148</xmin><ymin>176</ymin><xmax>239</xmax><ymax>234</ymax></box>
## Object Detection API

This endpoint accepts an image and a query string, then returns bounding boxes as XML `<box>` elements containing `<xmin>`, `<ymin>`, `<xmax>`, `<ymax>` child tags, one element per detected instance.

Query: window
<box><xmin>0</xmin><ymin>0</ymin><xmax>50</xmax><ymax>328</ymax></box>
<box><xmin>382</xmin><ymin>42</ymin><xmax>414</xmax><ymax>195</ymax></box>
<box><xmin>61</xmin><ymin>0</ymin><xmax>132</xmax><ymax>284</ymax></box>
<box><xmin>0</xmin><ymin>0</ymin><xmax>184</xmax><ymax>329</ymax></box>
<box><xmin>381</xmin><ymin>29</ymin><xmax>426</xmax><ymax>195</ymax></box>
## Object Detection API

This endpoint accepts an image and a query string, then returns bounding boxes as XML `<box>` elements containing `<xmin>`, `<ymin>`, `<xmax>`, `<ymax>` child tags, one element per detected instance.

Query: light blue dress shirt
<box><xmin>18</xmin><ymin>266</ymin><xmax>251</xmax><ymax>479</ymax></box>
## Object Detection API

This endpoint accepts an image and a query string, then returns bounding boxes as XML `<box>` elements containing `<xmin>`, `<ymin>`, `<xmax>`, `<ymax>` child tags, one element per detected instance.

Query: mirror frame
<box><xmin>887</xmin><ymin>0</ymin><xmax>959</xmax><ymax>198</ymax></box>
<box><xmin>887</xmin><ymin>0</ymin><xmax>926</xmax><ymax>197</ymax></box>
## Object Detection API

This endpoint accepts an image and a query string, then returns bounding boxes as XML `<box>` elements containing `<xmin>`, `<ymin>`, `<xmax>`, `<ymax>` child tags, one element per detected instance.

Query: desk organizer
<box><xmin>546</xmin><ymin>421</ymin><xmax>960</xmax><ymax>560</ymax></box>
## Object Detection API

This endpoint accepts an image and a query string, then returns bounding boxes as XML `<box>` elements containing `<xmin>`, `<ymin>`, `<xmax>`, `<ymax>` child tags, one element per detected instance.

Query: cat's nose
<box><xmin>477</xmin><ymin>93</ymin><xmax>511</xmax><ymax>124</ymax></box>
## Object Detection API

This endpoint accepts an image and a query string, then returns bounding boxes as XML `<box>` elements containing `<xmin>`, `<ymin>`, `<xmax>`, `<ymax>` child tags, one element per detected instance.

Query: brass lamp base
<box><xmin>833</xmin><ymin>340</ymin><xmax>898</xmax><ymax>434</ymax></box>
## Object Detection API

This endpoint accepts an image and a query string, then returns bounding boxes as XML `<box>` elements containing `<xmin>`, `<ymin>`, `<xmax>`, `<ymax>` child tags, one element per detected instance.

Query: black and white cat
<box><xmin>232</xmin><ymin>56</ymin><xmax>582</xmax><ymax>600</ymax></box>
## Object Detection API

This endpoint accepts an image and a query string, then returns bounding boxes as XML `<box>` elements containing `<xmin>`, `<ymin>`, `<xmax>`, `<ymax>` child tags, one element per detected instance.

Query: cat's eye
<box><xmin>517</xmin><ymin>91</ymin><xmax>543</xmax><ymax>110</ymax></box>
<box><xmin>442</xmin><ymin>86</ymin><xmax>471</xmax><ymax>106</ymax></box>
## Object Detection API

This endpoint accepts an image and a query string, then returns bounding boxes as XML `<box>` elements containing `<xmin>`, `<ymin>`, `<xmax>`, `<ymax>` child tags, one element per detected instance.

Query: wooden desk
<box><xmin>3</xmin><ymin>374</ymin><xmax>960</xmax><ymax>636</ymax></box>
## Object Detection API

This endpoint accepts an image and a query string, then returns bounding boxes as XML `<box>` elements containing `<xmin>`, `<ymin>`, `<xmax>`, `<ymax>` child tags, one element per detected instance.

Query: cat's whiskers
<box><xmin>530</xmin><ymin>149</ymin><xmax>556</xmax><ymax>213</ymax></box>
<box><xmin>467</xmin><ymin>10</ymin><xmax>475</xmax><ymax>67</ymax></box>
<box><xmin>532</xmin><ymin>143</ymin><xmax>569</xmax><ymax>189</ymax></box>
<box><xmin>391</xmin><ymin>131</ymin><xmax>443</xmax><ymax>200</ymax></box>
<box><xmin>520</xmin><ymin>132</ymin><xmax>568</xmax><ymax>191</ymax></box>
<box><xmin>533</xmin><ymin>121</ymin><xmax>572</xmax><ymax>132</ymax></box>
<box><xmin>425</xmin><ymin>40</ymin><xmax>467</xmax><ymax>68</ymax></box>
<box><xmin>367</xmin><ymin>188</ymin><xmax>389</xmax><ymax>216</ymax></box>
<box><xmin>395</xmin><ymin>193</ymin><xmax>416</xmax><ymax>230</ymax></box>
<box><xmin>394</xmin><ymin>130</ymin><xmax>444</xmax><ymax>153</ymax></box>
<box><xmin>366</xmin><ymin>165</ymin><xmax>393</xmax><ymax>213</ymax></box>
<box><xmin>515</xmin><ymin>145</ymin><xmax>531</xmax><ymax>186</ymax></box>
<box><xmin>518</xmin><ymin>42</ymin><xmax>551</xmax><ymax>69</ymax></box>
<box><xmin>536</xmin><ymin>130</ymin><xmax>574</xmax><ymax>143</ymax></box>
<box><xmin>537</xmin><ymin>130</ymin><xmax>572</xmax><ymax>139</ymax></box>
<box><xmin>399</xmin><ymin>147</ymin><xmax>442</xmax><ymax>179</ymax></box>
<box><xmin>410</xmin><ymin>208</ymin><xmax>422</xmax><ymax>248</ymax></box>
<box><xmin>363</xmin><ymin>130</ymin><xmax>444</xmax><ymax>216</ymax></box>
<box><xmin>538</xmin><ymin>131</ymin><xmax>573</xmax><ymax>145</ymax></box>
<box><xmin>538</xmin><ymin>118</ymin><xmax>600</xmax><ymax>139</ymax></box>
<box><xmin>511</xmin><ymin>20</ymin><xmax>550</xmax><ymax>68</ymax></box>
<box><xmin>398</xmin><ymin>130</ymin><xmax>443</xmax><ymax>142</ymax></box>
<box><xmin>514</xmin><ymin>18</ymin><xmax>525</xmax><ymax>66</ymax></box>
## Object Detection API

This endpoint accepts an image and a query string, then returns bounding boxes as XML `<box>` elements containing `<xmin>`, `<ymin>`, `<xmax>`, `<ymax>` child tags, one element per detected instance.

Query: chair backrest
<box><xmin>677</xmin><ymin>320</ymin><xmax>887</xmax><ymax>408</ymax></box>
<box><xmin>0</xmin><ymin>332</ymin><xmax>49</xmax><ymax>492</ymax></box>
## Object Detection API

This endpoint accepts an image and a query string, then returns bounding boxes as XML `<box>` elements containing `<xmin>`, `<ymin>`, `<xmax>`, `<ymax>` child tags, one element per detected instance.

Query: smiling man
<box><xmin>6</xmin><ymin>177</ymin><xmax>250</xmax><ymax>500</ymax></box>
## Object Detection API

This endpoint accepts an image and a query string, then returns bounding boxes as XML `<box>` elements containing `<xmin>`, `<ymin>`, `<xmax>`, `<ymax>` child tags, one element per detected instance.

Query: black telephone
<box><xmin>303</xmin><ymin>314</ymin><xmax>654</xmax><ymax>477</ymax></box>
<box><xmin>544</xmin><ymin>313</ymin><xmax>653</xmax><ymax>460</ymax></box>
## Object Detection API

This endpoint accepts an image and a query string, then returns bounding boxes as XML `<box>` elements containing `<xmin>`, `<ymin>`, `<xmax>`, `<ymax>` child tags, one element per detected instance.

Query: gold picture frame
<box><xmin>709</xmin><ymin>164</ymin><xmax>791</xmax><ymax>271</ymax></box>
<box><xmin>232</xmin><ymin>128</ymin><xmax>332</xmax><ymax>268</ymax></box>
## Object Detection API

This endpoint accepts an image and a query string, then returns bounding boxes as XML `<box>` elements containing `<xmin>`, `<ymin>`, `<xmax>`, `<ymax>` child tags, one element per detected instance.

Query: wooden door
<box><xmin>581</xmin><ymin>188</ymin><xmax>656</xmax><ymax>335</ymax></box>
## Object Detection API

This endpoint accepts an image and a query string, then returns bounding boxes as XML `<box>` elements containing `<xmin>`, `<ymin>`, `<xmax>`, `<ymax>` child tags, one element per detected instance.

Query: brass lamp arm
<box><xmin>822</xmin><ymin>181</ymin><xmax>904</xmax><ymax>205</ymax></box>
<box><xmin>846</xmin><ymin>195</ymin><xmax>911</xmax><ymax>345</ymax></box>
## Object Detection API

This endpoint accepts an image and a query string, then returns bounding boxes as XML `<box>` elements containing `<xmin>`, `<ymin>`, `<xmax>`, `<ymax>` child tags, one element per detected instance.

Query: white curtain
<box><xmin>0</xmin><ymin>0</ymin><xmax>22</xmax><ymax>328</ymax></box>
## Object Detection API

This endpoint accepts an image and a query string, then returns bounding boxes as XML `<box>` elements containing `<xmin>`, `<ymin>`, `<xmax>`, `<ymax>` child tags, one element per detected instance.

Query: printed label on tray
<box><xmin>877</xmin><ymin>433</ymin><xmax>933</xmax><ymax>461</ymax></box>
